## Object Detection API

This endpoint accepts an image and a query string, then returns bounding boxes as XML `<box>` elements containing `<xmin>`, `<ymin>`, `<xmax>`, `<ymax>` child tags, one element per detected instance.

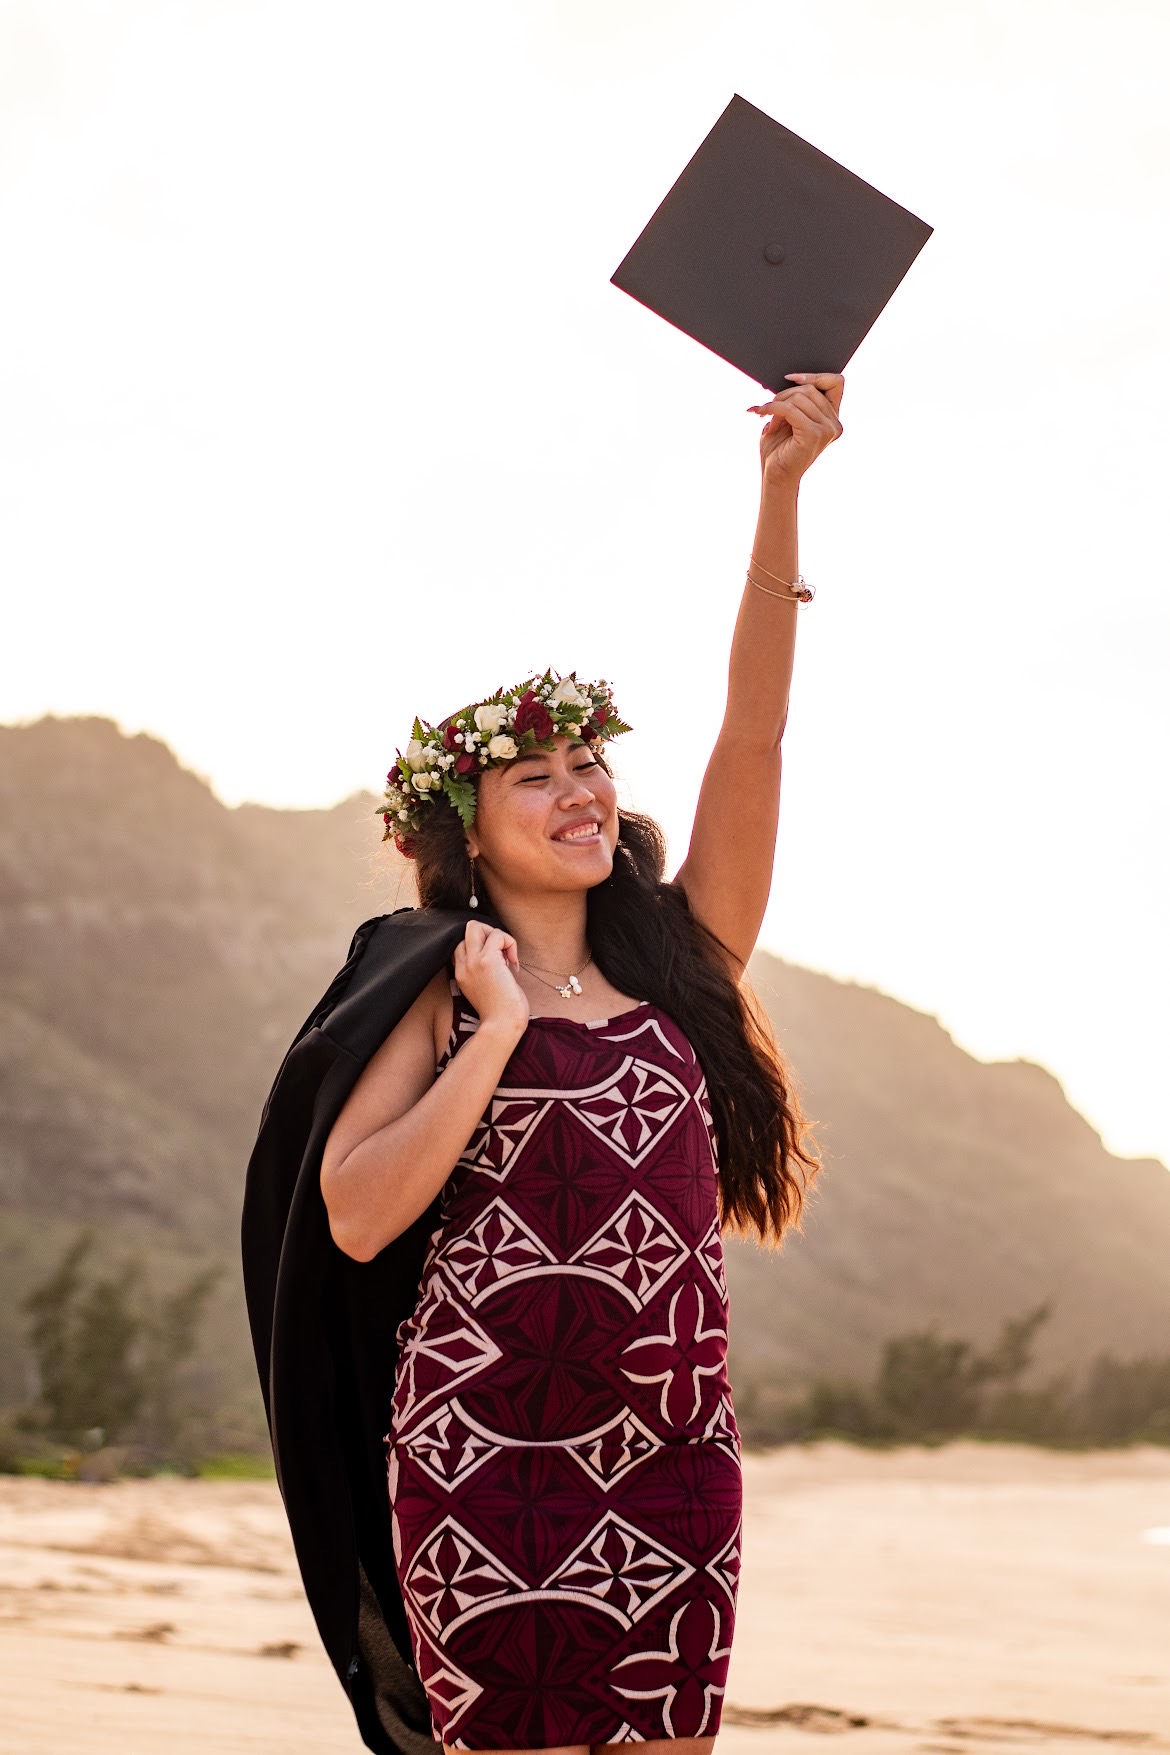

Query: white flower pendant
<box><xmin>556</xmin><ymin>973</ymin><xmax>583</xmax><ymax>1000</ymax></box>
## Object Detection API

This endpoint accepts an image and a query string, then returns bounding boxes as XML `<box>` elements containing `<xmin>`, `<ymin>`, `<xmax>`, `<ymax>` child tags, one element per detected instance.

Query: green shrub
<box><xmin>197</xmin><ymin>1452</ymin><xmax>276</xmax><ymax>1481</ymax></box>
<box><xmin>19</xmin><ymin>1230</ymin><xmax>221</xmax><ymax>1465</ymax></box>
<box><xmin>744</xmin><ymin>1304</ymin><xmax>1170</xmax><ymax>1449</ymax></box>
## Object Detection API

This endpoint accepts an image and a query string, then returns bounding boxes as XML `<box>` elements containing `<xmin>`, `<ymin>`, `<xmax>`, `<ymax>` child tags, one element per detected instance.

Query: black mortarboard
<box><xmin>612</xmin><ymin>94</ymin><xmax>932</xmax><ymax>391</ymax></box>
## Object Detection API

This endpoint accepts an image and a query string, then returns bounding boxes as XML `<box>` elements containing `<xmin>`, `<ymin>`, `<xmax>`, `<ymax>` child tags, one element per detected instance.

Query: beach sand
<box><xmin>0</xmin><ymin>1442</ymin><xmax>1166</xmax><ymax>1755</ymax></box>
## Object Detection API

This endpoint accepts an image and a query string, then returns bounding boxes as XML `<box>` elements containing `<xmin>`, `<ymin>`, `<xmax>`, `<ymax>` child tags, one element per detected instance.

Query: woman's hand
<box><xmin>454</xmin><ymin>922</ymin><xmax>530</xmax><ymax>1038</ymax></box>
<box><xmin>748</xmin><ymin>370</ymin><xmax>845</xmax><ymax>491</ymax></box>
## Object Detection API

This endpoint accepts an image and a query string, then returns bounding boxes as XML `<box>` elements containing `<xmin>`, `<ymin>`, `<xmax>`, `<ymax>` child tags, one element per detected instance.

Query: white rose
<box><xmin>475</xmin><ymin>703</ymin><xmax>508</xmax><ymax>735</ymax></box>
<box><xmin>487</xmin><ymin>734</ymin><xmax>518</xmax><ymax>760</ymax></box>
<box><xmin>411</xmin><ymin>771</ymin><xmax>435</xmax><ymax>794</ymax></box>
<box><xmin>548</xmin><ymin>679</ymin><xmax>590</xmax><ymax>710</ymax></box>
<box><xmin>404</xmin><ymin>738</ymin><xmax>428</xmax><ymax>772</ymax></box>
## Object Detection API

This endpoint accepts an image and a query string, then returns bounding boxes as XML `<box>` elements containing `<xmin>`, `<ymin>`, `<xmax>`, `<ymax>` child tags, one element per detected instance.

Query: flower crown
<box><xmin>379</xmin><ymin>668</ymin><xmax>632</xmax><ymax>855</ymax></box>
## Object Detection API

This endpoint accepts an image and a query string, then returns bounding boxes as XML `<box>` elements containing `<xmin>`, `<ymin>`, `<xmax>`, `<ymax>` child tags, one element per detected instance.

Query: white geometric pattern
<box><xmin>387</xmin><ymin>1448</ymin><xmax>403</xmax><ymax>1564</ymax></box>
<box><xmin>564</xmin><ymin>1410</ymin><xmax>662</xmax><ymax>1490</ymax></box>
<box><xmin>569</xmin><ymin>1190</ymin><xmax>689</xmax><ymax>1305</ymax></box>
<box><xmin>447</xmin><ymin>1397</ymin><xmax>655</xmax><ymax>1457</ymax></box>
<box><xmin>602</xmin><ymin>1012</ymin><xmax>688</xmax><ymax>1065</ymax></box>
<box><xmin>441</xmin><ymin>1197</ymin><xmax>557</xmax><ymax>1302</ymax></box>
<box><xmin>695</xmin><ymin>1072</ymin><xmax>716</xmax><ymax>1138</ymax></box>
<box><xmin>393</xmin><ymin>1276</ymin><xmax>502</xmax><ymax>1428</ymax></box>
<box><xmin>699</xmin><ymin>1388</ymin><xmax>742</xmax><ymax>1458</ymax></box>
<box><xmin>704</xmin><ymin>1523</ymin><xmax>742</xmax><ymax>1605</ymax></box>
<box><xmin>422</xmin><ymin>1661</ymin><xmax>482</xmax><ymax>1733</ymax></box>
<box><xmin>405</xmin><ymin>1515</ymin><xmax>527</xmax><ymax>1637</ymax></box>
<box><xmin>567</xmin><ymin>1057</ymin><xmax>692</xmax><ymax>1168</ymax></box>
<box><xmin>621</xmin><ymin>1282</ymin><xmax>726</xmax><ymax>1427</ymax></box>
<box><xmin>612</xmin><ymin>1598</ymin><xmax>732</xmax><ymax>1737</ymax></box>
<box><xmin>412</xmin><ymin>1617</ymin><xmax>484</xmax><ymax>1733</ymax></box>
<box><xmin>397</xmin><ymin>1402</ymin><xmax>502</xmax><ymax>1489</ymax></box>
<box><xmin>541</xmin><ymin>1511</ymin><xmax>694</xmax><ymax>1626</ymax></box>
<box><xmin>457</xmin><ymin>1095</ymin><xmax>554</xmax><ymax>1184</ymax></box>
<box><xmin>694</xmin><ymin>1217</ymin><xmax>729</xmax><ymax>1304</ymax></box>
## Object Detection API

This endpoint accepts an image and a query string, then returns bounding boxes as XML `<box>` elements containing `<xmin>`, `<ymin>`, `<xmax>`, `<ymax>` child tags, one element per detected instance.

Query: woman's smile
<box><xmin>550</xmin><ymin>818</ymin><xmax>602</xmax><ymax>844</ymax></box>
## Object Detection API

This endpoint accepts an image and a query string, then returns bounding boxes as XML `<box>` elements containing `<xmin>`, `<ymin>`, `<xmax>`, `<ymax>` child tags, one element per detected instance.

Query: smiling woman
<box><xmin>256</xmin><ymin>371</ymin><xmax>844</xmax><ymax>1755</ymax></box>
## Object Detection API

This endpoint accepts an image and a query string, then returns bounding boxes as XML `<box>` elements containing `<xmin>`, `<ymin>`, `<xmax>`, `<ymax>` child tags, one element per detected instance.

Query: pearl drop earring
<box><xmin>468</xmin><ymin>853</ymin><xmax>478</xmax><ymax>910</ymax></box>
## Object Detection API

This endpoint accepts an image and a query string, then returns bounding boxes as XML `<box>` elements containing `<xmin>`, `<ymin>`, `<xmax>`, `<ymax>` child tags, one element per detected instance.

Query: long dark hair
<box><xmin>406</xmin><ymin>751</ymin><xmax>819</xmax><ymax>1247</ymax></box>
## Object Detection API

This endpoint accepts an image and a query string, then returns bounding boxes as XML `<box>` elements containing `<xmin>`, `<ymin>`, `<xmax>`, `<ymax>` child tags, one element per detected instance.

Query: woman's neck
<box><xmin>480</xmin><ymin>888</ymin><xmax>590</xmax><ymax>974</ymax></box>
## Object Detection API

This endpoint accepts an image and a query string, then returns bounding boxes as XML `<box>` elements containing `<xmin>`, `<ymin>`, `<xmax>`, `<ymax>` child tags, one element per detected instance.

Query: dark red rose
<box><xmin>590</xmin><ymin>705</ymin><xmax>610</xmax><ymax>730</ymax></box>
<box><xmin>580</xmin><ymin>723</ymin><xmax>598</xmax><ymax>742</ymax></box>
<box><xmin>393</xmin><ymin>832</ymin><xmax>417</xmax><ymax>858</ymax></box>
<box><xmin>382</xmin><ymin>812</ymin><xmax>391</xmax><ymax>824</ymax></box>
<box><xmin>454</xmin><ymin>752</ymin><xmax>478</xmax><ymax>775</ymax></box>
<box><xmin>442</xmin><ymin>724</ymin><xmax>461</xmax><ymax>752</ymax></box>
<box><xmin>513</xmin><ymin>689</ymin><xmax>554</xmax><ymax>740</ymax></box>
<box><xmin>388</xmin><ymin>763</ymin><xmax>404</xmax><ymax>786</ymax></box>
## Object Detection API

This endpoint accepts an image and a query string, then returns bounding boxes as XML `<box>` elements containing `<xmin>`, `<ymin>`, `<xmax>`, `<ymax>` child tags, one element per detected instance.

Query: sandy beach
<box><xmin>0</xmin><ymin>1443</ymin><xmax>1167</xmax><ymax>1755</ymax></box>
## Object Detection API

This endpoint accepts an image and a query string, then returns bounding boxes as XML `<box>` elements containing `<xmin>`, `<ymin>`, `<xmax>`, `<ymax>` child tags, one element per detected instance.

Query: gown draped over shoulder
<box><xmin>386</xmin><ymin>974</ymin><xmax>743</xmax><ymax>1751</ymax></box>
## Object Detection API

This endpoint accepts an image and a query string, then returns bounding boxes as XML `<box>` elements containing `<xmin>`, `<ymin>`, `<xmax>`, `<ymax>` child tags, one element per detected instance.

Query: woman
<box><xmin>319</xmin><ymin>370</ymin><xmax>845</xmax><ymax>1755</ymax></box>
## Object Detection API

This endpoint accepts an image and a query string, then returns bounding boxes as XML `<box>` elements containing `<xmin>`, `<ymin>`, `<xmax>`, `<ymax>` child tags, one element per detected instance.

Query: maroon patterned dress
<box><xmin>386</xmin><ymin>975</ymin><xmax>743</xmax><ymax>1751</ymax></box>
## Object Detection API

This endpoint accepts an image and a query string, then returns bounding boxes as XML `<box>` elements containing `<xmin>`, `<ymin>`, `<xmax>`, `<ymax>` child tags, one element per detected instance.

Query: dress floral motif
<box><xmin>387</xmin><ymin>976</ymin><xmax>743</xmax><ymax>1750</ymax></box>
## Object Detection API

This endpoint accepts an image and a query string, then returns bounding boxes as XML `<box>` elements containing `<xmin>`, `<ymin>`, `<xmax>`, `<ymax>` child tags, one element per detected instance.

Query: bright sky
<box><xmin>2</xmin><ymin>0</ymin><xmax>1167</xmax><ymax>1168</ymax></box>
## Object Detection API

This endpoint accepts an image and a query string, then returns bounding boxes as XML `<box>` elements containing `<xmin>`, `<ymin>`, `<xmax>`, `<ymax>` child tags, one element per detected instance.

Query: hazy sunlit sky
<box><xmin>2</xmin><ymin>0</ymin><xmax>1167</xmax><ymax>1167</ymax></box>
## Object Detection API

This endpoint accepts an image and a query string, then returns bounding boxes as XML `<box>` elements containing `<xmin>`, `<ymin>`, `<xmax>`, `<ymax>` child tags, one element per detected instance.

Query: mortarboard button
<box><xmin>612</xmin><ymin>94</ymin><xmax>933</xmax><ymax>391</ymax></box>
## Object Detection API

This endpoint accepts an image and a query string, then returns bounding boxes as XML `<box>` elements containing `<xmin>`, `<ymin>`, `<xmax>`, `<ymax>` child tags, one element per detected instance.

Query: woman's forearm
<box><xmin>721</xmin><ymin>479</ymin><xmax>801</xmax><ymax>748</ymax></box>
<box><xmin>324</xmin><ymin>1019</ymin><xmax>523</xmax><ymax>1261</ymax></box>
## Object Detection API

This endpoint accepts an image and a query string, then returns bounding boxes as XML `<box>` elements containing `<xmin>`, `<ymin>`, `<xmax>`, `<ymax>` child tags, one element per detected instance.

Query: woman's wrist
<box><xmin>749</xmin><ymin>469</ymin><xmax>801</xmax><ymax>602</ymax></box>
<box><xmin>474</xmin><ymin>1013</ymin><xmax>528</xmax><ymax>1057</ymax></box>
<box><xmin>759</xmin><ymin>471</ymin><xmax>800</xmax><ymax>512</ymax></box>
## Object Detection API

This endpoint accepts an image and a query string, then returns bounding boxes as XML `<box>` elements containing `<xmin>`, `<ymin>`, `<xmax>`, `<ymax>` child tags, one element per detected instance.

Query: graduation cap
<box><xmin>612</xmin><ymin>94</ymin><xmax>932</xmax><ymax>391</ymax></box>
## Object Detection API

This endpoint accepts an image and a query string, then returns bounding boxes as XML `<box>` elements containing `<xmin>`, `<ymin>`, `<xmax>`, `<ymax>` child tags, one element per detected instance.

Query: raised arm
<box><xmin>671</xmin><ymin>370</ymin><xmax>845</xmax><ymax>974</ymax></box>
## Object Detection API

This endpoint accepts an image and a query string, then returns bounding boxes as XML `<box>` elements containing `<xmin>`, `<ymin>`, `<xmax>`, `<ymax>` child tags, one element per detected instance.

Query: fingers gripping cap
<box><xmin>378</xmin><ymin>668</ymin><xmax>632</xmax><ymax>854</ymax></box>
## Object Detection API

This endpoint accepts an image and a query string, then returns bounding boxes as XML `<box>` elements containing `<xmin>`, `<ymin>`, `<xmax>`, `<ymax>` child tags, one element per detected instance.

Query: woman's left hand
<box><xmin>748</xmin><ymin>370</ymin><xmax>845</xmax><ymax>490</ymax></box>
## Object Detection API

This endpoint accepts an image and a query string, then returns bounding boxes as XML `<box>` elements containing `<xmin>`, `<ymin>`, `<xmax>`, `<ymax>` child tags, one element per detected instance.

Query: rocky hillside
<box><xmin>1</xmin><ymin>715</ymin><xmax>1167</xmax><ymax>1423</ymax></box>
<box><xmin>733</xmin><ymin>955</ymin><xmax>1170</xmax><ymax>1385</ymax></box>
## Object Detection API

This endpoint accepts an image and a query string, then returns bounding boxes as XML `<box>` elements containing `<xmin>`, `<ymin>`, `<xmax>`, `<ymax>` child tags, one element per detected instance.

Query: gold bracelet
<box><xmin>749</xmin><ymin>553</ymin><xmax>797</xmax><ymax>585</ymax></box>
<box><xmin>746</xmin><ymin>567</ymin><xmax>815</xmax><ymax>605</ymax></box>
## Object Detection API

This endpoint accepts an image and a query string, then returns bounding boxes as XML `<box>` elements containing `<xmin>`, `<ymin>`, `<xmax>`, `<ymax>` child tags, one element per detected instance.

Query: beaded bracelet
<box><xmin>746</xmin><ymin>563</ymin><xmax>815</xmax><ymax>604</ymax></box>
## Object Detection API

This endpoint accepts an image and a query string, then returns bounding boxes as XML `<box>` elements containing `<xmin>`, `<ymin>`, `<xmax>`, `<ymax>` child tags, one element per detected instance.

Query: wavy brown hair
<box><xmin>404</xmin><ymin>745</ymin><xmax>818</xmax><ymax>1245</ymax></box>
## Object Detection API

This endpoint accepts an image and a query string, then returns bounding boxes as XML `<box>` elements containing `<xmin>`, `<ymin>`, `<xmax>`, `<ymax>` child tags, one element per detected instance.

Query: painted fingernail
<box><xmin>784</xmin><ymin>372</ymin><xmax>805</xmax><ymax>380</ymax></box>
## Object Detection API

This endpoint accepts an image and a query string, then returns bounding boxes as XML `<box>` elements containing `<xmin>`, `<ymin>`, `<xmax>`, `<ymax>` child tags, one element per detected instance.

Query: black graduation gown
<box><xmin>241</xmin><ymin>903</ymin><xmax>493</xmax><ymax>1755</ymax></box>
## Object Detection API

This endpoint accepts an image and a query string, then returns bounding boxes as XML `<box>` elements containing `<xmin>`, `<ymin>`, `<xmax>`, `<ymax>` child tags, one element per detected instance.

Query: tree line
<box><xmin>2</xmin><ymin>1230</ymin><xmax>225</xmax><ymax>1475</ymax></box>
<box><xmin>736</xmin><ymin>1303</ymin><xmax>1170</xmax><ymax>1447</ymax></box>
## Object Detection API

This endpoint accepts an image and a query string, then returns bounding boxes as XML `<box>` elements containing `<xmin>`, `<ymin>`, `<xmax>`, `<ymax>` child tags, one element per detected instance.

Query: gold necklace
<box><xmin>518</xmin><ymin>952</ymin><xmax>594</xmax><ymax>1001</ymax></box>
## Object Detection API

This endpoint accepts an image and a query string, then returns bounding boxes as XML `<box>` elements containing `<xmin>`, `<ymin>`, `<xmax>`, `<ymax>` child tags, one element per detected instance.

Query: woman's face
<box><xmin>467</xmin><ymin>733</ymin><xmax>619</xmax><ymax>900</ymax></box>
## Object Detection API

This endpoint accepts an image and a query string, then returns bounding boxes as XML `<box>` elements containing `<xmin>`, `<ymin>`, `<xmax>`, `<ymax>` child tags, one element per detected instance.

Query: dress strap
<box><xmin>437</xmin><ymin>968</ymin><xmax>478</xmax><ymax>1070</ymax></box>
